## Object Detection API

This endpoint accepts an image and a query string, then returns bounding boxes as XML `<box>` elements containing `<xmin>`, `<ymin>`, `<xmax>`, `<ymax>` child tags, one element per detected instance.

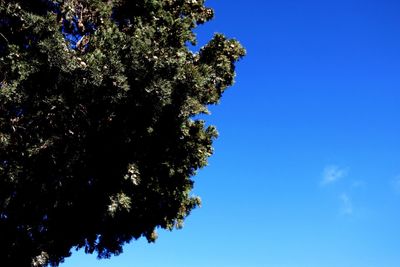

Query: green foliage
<box><xmin>0</xmin><ymin>0</ymin><xmax>245</xmax><ymax>266</ymax></box>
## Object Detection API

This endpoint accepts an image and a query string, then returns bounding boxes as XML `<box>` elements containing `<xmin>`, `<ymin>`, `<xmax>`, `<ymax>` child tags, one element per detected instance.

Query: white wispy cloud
<box><xmin>321</xmin><ymin>165</ymin><xmax>347</xmax><ymax>186</ymax></box>
<box><xmin>339</xmin><ymin>193</ymin><xmax>353</xmax><ymax>215</ymax></box>
<box><xmin>392</xmin><ymin>175</ymin><xmax>400</xmax><ymax>193</ymax></box>
<box><xmin>351</xmin><ymin>180</ymin><xmax>365</xmax><ymax>189</ymax></box>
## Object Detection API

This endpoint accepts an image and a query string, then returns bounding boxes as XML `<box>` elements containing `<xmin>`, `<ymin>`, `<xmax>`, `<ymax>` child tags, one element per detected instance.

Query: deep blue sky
<box><xmin>62</xmin><ymin>1</ymin><xmax>400</xmax><ymax>266</ymax></box>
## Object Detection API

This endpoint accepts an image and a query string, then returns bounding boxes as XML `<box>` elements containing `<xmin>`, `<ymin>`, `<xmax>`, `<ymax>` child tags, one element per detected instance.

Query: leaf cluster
<box><xmin>0</xmin><ymin>1</ymin><xmax>245</xmax><ymax>266</ymax></box>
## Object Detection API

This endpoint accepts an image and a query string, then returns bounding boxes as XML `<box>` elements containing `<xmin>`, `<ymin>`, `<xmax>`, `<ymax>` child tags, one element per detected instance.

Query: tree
<box><xmin>0</xmin><ymin>0</ymin><xmax>245</xmax><ymax>266</ymax></box>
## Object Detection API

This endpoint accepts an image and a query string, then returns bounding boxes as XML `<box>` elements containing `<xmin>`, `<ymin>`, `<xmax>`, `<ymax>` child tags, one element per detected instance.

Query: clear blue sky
<box><xmin>62</xmin><ymin>0</ymin><xmax>400</xmax><ymax>266</ymax></box>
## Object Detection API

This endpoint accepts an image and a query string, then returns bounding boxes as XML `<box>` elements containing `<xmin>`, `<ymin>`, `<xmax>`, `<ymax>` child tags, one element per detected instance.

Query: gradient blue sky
<box><xmin>62</xmin><ymin>1</ymin><xmax>400</xmax><ymax>266</ymax></box>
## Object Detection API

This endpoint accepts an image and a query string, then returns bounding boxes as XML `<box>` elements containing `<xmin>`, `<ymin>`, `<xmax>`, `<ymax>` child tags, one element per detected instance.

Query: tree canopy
<box><xmin>0</xmin><ymin>0</ymin><xmax>245</xmax><ymax>266</ymax></box>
